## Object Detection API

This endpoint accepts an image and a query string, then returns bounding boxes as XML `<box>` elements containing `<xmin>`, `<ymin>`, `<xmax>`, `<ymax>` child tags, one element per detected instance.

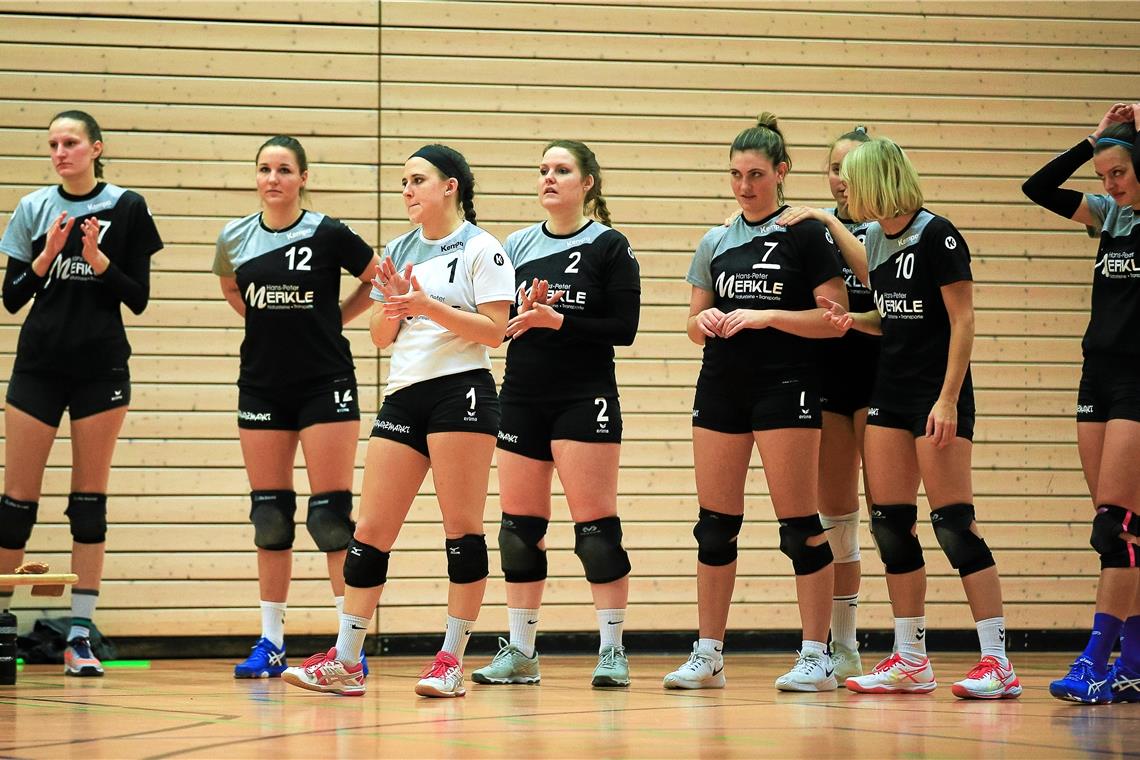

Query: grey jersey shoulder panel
<box><xmin>1085</xmin><ymin>193</ymin><xmax>1138</xmax><ymax>238</ymax></box>
<box><xmin>504</xmin><ymin>220</ymin><xmax>608</xmax><ymax>267</ymax></box>
<box><xmin>866</xmin><ymin>209</ymin><xmax>934</xmax><ymax>271</ymax></box>
<box><xmin>215</xmin><ymin>210</ymin><xmax>328</xmax><ymax>273</ymax></box>
<box><xmin>383</xmin><ymin>220</ymin><xmax>485</xmax><ymax>267</ymax></box>
<box><xmin>686</xmin><ymin>215</ymin><xmax>789</xmax><ymax>290</ymax></box>
<box><xmin>1</xmin><ymin>183</ymin><xmax>128</xmax><ymax>262</ymax></box>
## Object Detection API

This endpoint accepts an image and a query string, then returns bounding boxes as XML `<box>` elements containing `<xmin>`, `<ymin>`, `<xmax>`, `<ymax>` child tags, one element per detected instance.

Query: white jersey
<box><xmin>374</xmin><ymin>221</ymin><xmax>515</xmax><ymax>394</ymax></box>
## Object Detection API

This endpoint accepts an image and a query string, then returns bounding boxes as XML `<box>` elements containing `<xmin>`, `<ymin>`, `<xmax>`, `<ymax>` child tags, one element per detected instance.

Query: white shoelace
<box><xmin>789</xmin><ymin>651</ymin><xmax>823</xmax><ymax>676</ymax></box>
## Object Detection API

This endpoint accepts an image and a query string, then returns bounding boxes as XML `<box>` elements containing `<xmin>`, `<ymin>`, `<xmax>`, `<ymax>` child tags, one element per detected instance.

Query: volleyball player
<box><xmin>819</xmin><ymin>137</ymin><xmax>1020</xmax><ymax>699</ymax></box>
<box><xmin>1022</xmin><ymin>102</ymin><xmax>1140</xmax><ymax>704</ymax></box>
<box><xmin>283</xmin><ymin>144</ymin><xmax>514</xmax><ymax>697</ymax></box>
<box><xmin>214</xmin><ymin>136</ymin><xmax>378</xmax><ymax>678</ymax></box>
<box><xmin>472</xmin><ymin>140</ymin><xmax>640</xmax><ymax>688</ymax></box>
<box><xmin>662</xmin><ymin>113</ymin><xmax>847</xmax><ymax>692</ymax></box>
<box><xmin>0</xmin><ymin>110</ymin><xmax>163</xmax><ymax>676</ymax></box>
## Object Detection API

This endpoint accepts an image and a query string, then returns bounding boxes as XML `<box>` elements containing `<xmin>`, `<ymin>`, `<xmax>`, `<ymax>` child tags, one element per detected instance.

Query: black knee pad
<box><xmin>65</xmin><ymin>493</ymin><xmax>107</xmax><ymax>544</ymax></box>
<box><xmin>1091</xmin><ymin>504</ymin><xmax>1140</xmax><ymax>569</ymax></box>
<box><xmin>778</xmin><ymin>514</ymin><xmax>834</xmax><ymax>575</ymax></box>
<box><xmin>693</xmin><ymin>507</ymin><xmax>744</xmax><ymax>567</ymax></box>
<box><xmin>574</xmin><ymin>516</ymin><xmax>631</xmax><ymax>584</ymax></box>
<box><xmin>931</xmin><ymin>502</ymin><xmax>996</xmax><ymax>577</ymax></box>
<box><xmin>446</xmin><ymin>534</ymin><xmax>489</xmax><ymax>584</ymax></box>
<box><xmin>870</xmin><ymin>503</ymin><xmax>925</xmax><ymax>574</ymax></box>
<box><xmin>306</xmin><ymin>490</ymin><xmax>355</xmax><ymax>553</ymax></box>
<box><xmin>249</xmin><ymin>490</ymin><xmax>297</xmax><ymax>551</ymax></box>
<box><xmin>498</xmin><ymin>513</ymin><xmax>548</xmax><ymax>583</ymax></box>
<box><xmin>344</xmin><ymin>539</ymin><xmax>390</xmax><ymax>588</ymax></box>
<box><xmin>0</xmin><ymin>495</ymin><xmax>38</xmax><ymax>550</ymax></box>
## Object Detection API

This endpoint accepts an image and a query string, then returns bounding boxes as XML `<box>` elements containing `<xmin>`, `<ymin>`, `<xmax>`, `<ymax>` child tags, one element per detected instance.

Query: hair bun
<box><xmin>854</xmin><ymin>125</ymin><xmax>868</xmax><ymax>134</ymax></box>
<box><xmin>756</xmin><ymin>111</ymin><xmax>779</xmax><ymax>131</ymax></box>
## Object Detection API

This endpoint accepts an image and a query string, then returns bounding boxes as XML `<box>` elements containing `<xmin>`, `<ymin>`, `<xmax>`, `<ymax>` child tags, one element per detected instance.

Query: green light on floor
<box><xmin>102</xmin><ymin>660</ymin><xmax>151</xmax><ymax>669</ymax></box>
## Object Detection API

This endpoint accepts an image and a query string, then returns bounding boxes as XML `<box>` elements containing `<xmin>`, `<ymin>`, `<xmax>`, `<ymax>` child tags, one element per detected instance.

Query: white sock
<box><xmin>335</xmin><ymin>613</ymin><xmax>369</xmax><ymax>667</ymax></box>
<box><xmin>68</xmin><ymin>589</ymin><xmax>99</xmax><ymax>640</ymax></box>
<box><xmin>259</xmin><ymin>600</ymin><xmax>287</xmax><ymax>648</ymax></box>
<box><xmin>976</xmin><ymin>616</ymin><xmax>1008</xmax><ymax>663</ymax></box>
<box><xmin>697</xmin><ymin>637</ymin><xmax>724</xmax><ymax>659</ymax></box>
<box><xmin>896</xmin><ymin>616</ymin><xmax>927</xmax><ymax>660</ymax></box>
<box><xmin>442</xmin><ymin>615</ymin><xmax>475</xmax><ymax>664</ymax></box>
<box><xmin>831</xmin><ymin>594</ymin><xmax>859</xmax><ymax>649</ymax></box>
<box><xmin>801</xmin><ymin>639</ymin><xmax>827</xmax><ymax>657</ymax></box>
<box><xmin>597</xmin><ymin>608</ymin><xmax>626</xmax><ymax>652</ymax></box>
<box><xmin>334</xmin><ymin>596</ymin><xmax>344</xmax><ymax>616</ymax></box>
<box><xmin>508</xmin><ymin>607</ymin><xmax>539</xmax><ymax>657</ymax></box>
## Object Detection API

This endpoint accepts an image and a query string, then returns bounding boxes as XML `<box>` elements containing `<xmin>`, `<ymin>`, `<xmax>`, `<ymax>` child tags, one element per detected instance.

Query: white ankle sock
<box><xmin>508</xmin><ymin>607</ymin><xmax>539</xmax><ymax>657</ymax></box>
<box><xmin>335</xmin><ymin>613</ymin><xmax>369</xmax><ymax>666</ymax></box>
<box><xmin>831</xmin><ymin>594</ymin><xmax>859</xmax><ymax>649</ymax></box>
<box><xmin>697</xmin><ymin>637</ymin><xmax>724</xmax><ymax>658</ymax></box>
<box><xmin>801</xmin><ymin>639</ymin><xmax>827</xmax><ymax>656</ymax></box>
<box><xmin>597</xmin><ymin>608</ymin><xmax>625</xmax><ymax>651</ymax></box>
<box><xmin>976</xmin><ymin>616</ymin><xmax>1008</xmax><ymax>662</ymax></box>
<box><xmin>442</xmin><ymin>615</ymin><xmax>475</xmax><ymax>664</ymax></box>
<box><xmin>260</xmin><ymin>600</ymin><xmax>287</xmax><ymax>648</ymax></box>
<box><xmin>334</xmin><ymin>596</ymin><xmax>344</xmax><ymax>616</ymax></box>
<box><xmin>896</xmin><ymin>616</ymin><xmax>927</xmax><ymax>660</ymax></box>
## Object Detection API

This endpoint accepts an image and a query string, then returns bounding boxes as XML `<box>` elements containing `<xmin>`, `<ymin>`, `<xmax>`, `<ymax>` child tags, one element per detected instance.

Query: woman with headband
<box><xmin>1023</xmin><ymin>102</ymin><xmax>1140</xmax><ymax>704</ymax></box>
<box><xmin>284</xmin><ymin>144</ymin><xmax>515</xmax><ymax>698</ymax></box>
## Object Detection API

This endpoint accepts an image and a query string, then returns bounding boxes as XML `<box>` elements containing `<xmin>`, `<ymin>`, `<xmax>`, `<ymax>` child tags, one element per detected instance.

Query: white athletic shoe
<box><xmin>830</xmin><ymin>641</ymin><xmax>864</xmax><ymax>680</ymax></box>
<box><xmin>662</xmin><ymin>642</ymin><xmax>725</xmax><ymax>690</ymax></box>
<box><xmin>846</xmin><ymin>652</ymin><xmax>937</xmax><ymax>694</ymax></box>
<box><xmin>951</xmin><ymin>656</ymin><xmax>1022</xmax><ymax>699</ymax></box>
<box><xmin>281</xmin><ymin>647</ymin><xmax>365</xmax><ymax>696</ymax></box>
<box><xmin>775</xmin><ymin>650</ymin><xmax>838</xmax><ymax>692</ymax></box>
<box><xmin>415</xmin><ymin>650</ymin><xmax>466</xmax><ymax>698</ymax></box>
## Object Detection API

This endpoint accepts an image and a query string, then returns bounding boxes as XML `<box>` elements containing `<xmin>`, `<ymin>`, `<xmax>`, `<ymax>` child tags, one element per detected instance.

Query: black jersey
<box><xmin>501</xmin><ymin>221</ymin><xmax>641</xmax><ymax>401</ymax></box>
<box><xmin>1082</xmin><ymin>194</ymin><xmax>1140</xmax><ymax>358</ymax></box>
<box><xmin>823</xmin><ymin>207</ymin><xmax>876</xmax><ymax>314</ymax></box>
<box><xmin>0</xmin><ymin>182</ymin><xmax>162</xmax><ymax>374</ymax></box>
<box><xmin>865</xmin><ymin>208</ymin><xmax>973</xmax><ymax>408</ymax></box>
<box><xmin>213</xmin><ymin>210</ymin><xmax>374</xmax><ymax>389</ymax></box>
<box><xmin>687</xmin><ymin>206</ymin><xmax>843</xmax><ymax>386</ymax></box>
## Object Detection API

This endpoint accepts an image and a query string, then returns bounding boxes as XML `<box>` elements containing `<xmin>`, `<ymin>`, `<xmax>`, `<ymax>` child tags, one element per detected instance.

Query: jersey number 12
<box><xmin>285</xmin><ymin>245</ymin><xmax>312</xmax><ymax>271</ymax></box>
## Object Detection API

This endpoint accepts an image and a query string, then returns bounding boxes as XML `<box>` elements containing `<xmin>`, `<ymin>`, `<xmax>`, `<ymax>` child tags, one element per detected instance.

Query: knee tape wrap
<box><xmin>693</xmin><ymin>508</ymin><xmax>744</xmax><ymax>567</ymax></box>
<box><xmin>306</xmin><ymin>491</ymin><xmax>355</xmax><ymax>553</ymax></box>
<box><xmin>446</xmin><ymin>534</ymin><xmax>489</xmax><ymax>584</ymax></box>
<box><xmin>498</xmin><ymin>513</ymin><xmax>549</xmax><ymax>583</ymax></box>
<box><xmin>66</xmin><ymin>493</ymin><xmax>107</xmax><ymax>544</ymax></box>
<box><xmin>820</xmin><ymin>510</ymin><xmax>861</xmax><ymax>564</ymax></box>
<box><xmin>931</xmin><ymin>502</ymin><xmax>995</xmax><ymax>577</ymax></box>
<box><xmin>778</xmin><ymin>514</ymin><xmax>834</xmax><ymax>575</ymax></box>
<box><xmin>343</xmin><ymin>539</ymin><xmax>390</xmax><ymax>588</ymax></box>
<box><xmin>869</xmin><ymin>504</ymin><xmax>925</xmax><ymax>574</ymax></box>
<box><xmin>0</xmin><ymin>495</ymin><xmax>38</xmax><ymax>550</ymax></box>
<box><xmin>249</xmin><ymin>490</ymin><xmax>297</xmax><ymax>551</ymax></box>
<box><xmin>574</xmin><ymin>516</ymin><xmax>631</xmax><ymax>584</ymax></box>
<box><xmin>1091</xmin><ymin>504</ymin><xmax>1140</xmax><ymax>569</ymax></box>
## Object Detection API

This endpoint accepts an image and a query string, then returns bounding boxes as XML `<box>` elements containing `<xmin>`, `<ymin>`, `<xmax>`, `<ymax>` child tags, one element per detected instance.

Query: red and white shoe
<box><xmin>415</xmin><ymin>650</ymin><xmax>466</xmax><ymax>698</ymax></box>
<box><xmin>281</xmin><ymin>647</ymin><xmax>365</xmax><ymax>696</ymax></box>
<box><xmin>845</xmin><ymin>652</ymin><xmax>937</xmax><ymax>694</ymax></box>
<box><xmin>951</xmin><ymin>655</ymin><xmax>1022</xmax><ymax>699</ymax></box>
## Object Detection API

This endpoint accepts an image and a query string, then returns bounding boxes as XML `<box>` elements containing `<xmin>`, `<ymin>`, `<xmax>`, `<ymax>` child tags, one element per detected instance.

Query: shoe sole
<box><xmin>415</xmin><ymin>682</ymin><xmax>466</xmax><ymax>698</ymax></box>
<box><xmin>951</xmin><ymin>683</ymin><xmax>1022</xmax><ymax>699</ymax></box>
<box><xmin>1049</xmin><ymin>687</ymin><xmax>1110</xmax><ymax>704</ymax></box>
<box><xmin>662</xmin><ymin>675</ymin><xmax>726</xmax><ymax>690</ymax></box>
<box><xmin>234</xmin><ymin>671</ymin><xmax>284</xmax><ymax>679</ymax></box>
<box><xmin>281</xmin><ymin>670</ymin><xmax>365</xmax><ymax>696</ymax></box>
<box><xmin>64</xmin><ymin>667</ymin><xmax>104</xmax><ymax>678</ymax></box>
<box><xmin>592</xmin><ymin>677</ymin><xmax>630</xmax><ymax>688</ymax></box>
<box><xmin>776</xmin><ymin>676</ymin><xmax>838</xmax><ymax>692</ymax></box>
<box><xmin>845</xmin><ymin>681</ymin><xmax>937</xmax><ymax>694</ymax></box>
<box><xmin>471</xmin><ymin>674</ymin><xmax>540</xmax><ymax>685</ymax></box>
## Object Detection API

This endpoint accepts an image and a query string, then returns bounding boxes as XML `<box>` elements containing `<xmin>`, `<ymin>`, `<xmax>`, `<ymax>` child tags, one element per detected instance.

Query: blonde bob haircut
<box><xmin>840</xmin><ymin>137</ymin><xmax>924</xmax><ymax>222</ymax></box>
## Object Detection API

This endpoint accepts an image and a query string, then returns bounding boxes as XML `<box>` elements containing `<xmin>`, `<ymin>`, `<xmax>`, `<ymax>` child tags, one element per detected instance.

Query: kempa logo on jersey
<box><xmin>895</xmin><ymin>233</ymin><xmax>921</xmax><ymax>250</ymax></box>
<box><xmin>715</xmin><ymin>271</ymin><xmax>782</xmax><ymax>299</ymax></box>
<box><xmin>238</xmin><ymin>410</ymin><xmax>272</xmax><ymax>422</ymax></box>
<box><xmin>86</xmin><ymin>200</ymin><xmax>114</xmax><ymax>213</ymax></box>
<box><xmin>876</xmin><ymin>291</ymin><xmax>923</xmax><ymax>318</ymax></box>
<box><xmin>45</xmin><ymin>254</ymin><xmax>97</xmax><ymax>286</ymax></box>
<box><xmin>286</xmin><ymin>227</ymin><xmax>315</xmax><ymax>240</ymax></box>
<box><xmin>440</xmin><ymin>240</ymin><xmax>465</xmax><ymax>253</ymax></box>
<box><xmin>245</xmin><ymin>282</ymin><xmax>315</xmax><ymax>309</ymax></box>
<box><xmin>1095</xmin><ymin>250</ymin><xmax>1140</xmax><ymax>277</ymax></box>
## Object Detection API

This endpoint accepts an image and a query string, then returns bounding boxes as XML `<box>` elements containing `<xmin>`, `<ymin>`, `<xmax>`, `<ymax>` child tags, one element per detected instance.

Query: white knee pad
<box><xmin>820</xmin><ymin>510</ymin><xmax>861</xmax><ymax>563</ymax></box>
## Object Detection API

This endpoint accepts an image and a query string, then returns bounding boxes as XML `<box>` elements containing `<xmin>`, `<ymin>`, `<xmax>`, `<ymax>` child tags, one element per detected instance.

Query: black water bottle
<box><xmin>0</xmin><ymin>610</ymin><xmax>16</xmax><ymax>685</ymax></box>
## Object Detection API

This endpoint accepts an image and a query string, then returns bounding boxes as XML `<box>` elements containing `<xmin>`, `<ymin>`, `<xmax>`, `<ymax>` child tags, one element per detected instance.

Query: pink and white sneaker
<box><xmin>845</xmin><ymin>652</ymin><xmax>937</xmax><ymax>694</ymax></box>
<box><xmin>951</xmin><ymin>655</ymin><xmax>1022</xmax><ymax>699</ymax></box>
<box><xmin>281</xmin><ymin>647</ymin><xmax>365</xmax><ymax>696</ymax></box>
<box><xmin>415</xmin><ymin>650</ymin><xmax>466</xmax><ymax>698</ymax></box>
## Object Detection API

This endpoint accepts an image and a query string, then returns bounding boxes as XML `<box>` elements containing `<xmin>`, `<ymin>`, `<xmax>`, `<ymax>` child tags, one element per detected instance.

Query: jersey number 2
<box><xmin>285</xmin><ymin>245</ymin><xmax>312</xmax><ymax>271</ymax></box>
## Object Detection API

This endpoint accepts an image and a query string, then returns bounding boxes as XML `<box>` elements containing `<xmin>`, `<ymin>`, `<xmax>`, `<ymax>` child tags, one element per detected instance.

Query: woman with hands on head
<box><xmin>664</xmin><ymin>113</ymin><xmax>847</xmax><ymax>693</ymax></box>
<box><xmin>284</xmin><ymin>144</ymin><xmax>515</xmax><ymax>699</ymax></box>
<box><xmin>214</xmin><ymin>135</ymin><xmax>379</xmax><ymax>679</ymax></box>
<box><xmin>471</xmin><ymin>140</ymin><xmax>640</xmax><ymax>689</ymax></box>
<box><xmin>1022</xmin><ymin>102</ymin><xmax>1140</xmax><ymax>704</ymax></box>
<box><xmin>0</xmin><ymin>110</ymin><xmax>163</xmax><ymax>677</ymax></box>
<box><xmin>818</xmin><ymin>137</ymin><xmax>1020</xmax><ymax>700</ymax></box>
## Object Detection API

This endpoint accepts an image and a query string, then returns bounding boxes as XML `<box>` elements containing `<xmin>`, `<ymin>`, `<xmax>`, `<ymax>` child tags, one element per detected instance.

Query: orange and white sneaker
<box><xmin>64</xmin><ymin>637</ymin><xmax>104</xmax><ymax>677</ymax></box>
<box><xmin>415</xmin><ymin>650</ymin><xmax>466</xmax><ymax>698</ymax></box>
<box><xmin>845</xmin><ymin>652</ymin><xmax>937</xmax><ymax>694</ymax></box>
<box><xmin>951</xmin><ymin>655</ymin><xmax>1022</xmax><ymax>699</ymax></box>
<box><xmin>281</xmin><ymin>647</ymin><xmax>365</xmax><ymax>696</ymax></box>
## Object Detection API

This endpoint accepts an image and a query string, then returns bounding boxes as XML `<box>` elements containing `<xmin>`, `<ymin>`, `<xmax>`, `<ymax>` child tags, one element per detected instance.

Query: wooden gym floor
<box><xmin>1</xmin><ymin>652</ymin><xmax>1137</xmax><ymax>759</ymax></box>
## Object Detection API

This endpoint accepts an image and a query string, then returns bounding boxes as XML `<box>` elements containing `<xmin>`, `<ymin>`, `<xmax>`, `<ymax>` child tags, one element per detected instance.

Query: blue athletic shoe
<box><xmin>1110</xmin><ymin>659</ymin><xmax>1140</xmax><ymax>703</ymax></box>
<box><xmin>1049</xmin><ymin>657</ymin><xmax>1112</xmax><ymax>704</ymax></box>
<box><xmin>234</xmin><ymin>637</ymin><xmax>288</xmax><ymax>678</ymax></box>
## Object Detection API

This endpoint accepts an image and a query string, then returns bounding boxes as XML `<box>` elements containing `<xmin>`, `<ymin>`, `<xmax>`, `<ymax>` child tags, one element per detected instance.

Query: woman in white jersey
<box><xmin>284</xmin><ymin>144</ymin><xmax>515</xmax><ymax>698</ymax></box>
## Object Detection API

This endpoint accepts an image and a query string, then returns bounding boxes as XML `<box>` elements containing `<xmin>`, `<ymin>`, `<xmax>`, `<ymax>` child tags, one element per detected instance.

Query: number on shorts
<box><xmin>894</xmin><ymin>251</ymin><xmax>915</xmax><ymax>279</ymax></box>
<box><xmin>285</xmin><ymin>245</ymin><xmax>312</xmax><ymax>271</ymax></box>
<box><xmin>595</xmin><ymin>397</ymin><xmax>609</xmax><ymax>423</ymax></box>
<box><xmin>565</xmin><ymin>251</ymin><xmax>581</xmax><ymax>274</ymax></box>
<box><xmin>334</xmin><ymin>388</ymin><xmax>353</xmax><ymax>404</ymax></box>
<box><xmin>466</xmin><ymin>386</ymin><xmax>476</xmax><ymax>413</ymax></box>
<box><xmin>799</xmin><ymin>391</ymin><xmax>806</xmax><ymax>408</ymax></box>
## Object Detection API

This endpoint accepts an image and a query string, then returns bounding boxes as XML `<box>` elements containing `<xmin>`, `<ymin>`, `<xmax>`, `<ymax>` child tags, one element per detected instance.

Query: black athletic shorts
<box><xmin>497</xmin><ymin>394</ymin><xmax>622</xmax><ymax>461</ymax></box>
<box><xmin>238</xmin><ymin>375</ymin><xmax>360</xmax><ymax>431</ymax></box>
<box><xmin>692</xmin><ymin>376</ymin><xmax>822</xmax><ymax>434</ymax></box>
<box><xmin>371</xmin><ymin>368</ymin><xmax>500</xmax><ymax>457</ymax></box>
<box><xmin>820</xmin><ymin>336</ymin><xmax>879</xmax><ymax>417</ymax></box>
<box><xmin>6</xmin><ymin>367</ymin><xmax>130</xmax><ymax>427</ymax></box>
<box><xmin>1077</xmin><ymin>354</ymin><xmax>1140</xmax><ymax>423</ymax></box>
<box><xmin>866</xmin><ymin>401</ymin><xmax>975</xmax><ymax>442</ymax></box>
